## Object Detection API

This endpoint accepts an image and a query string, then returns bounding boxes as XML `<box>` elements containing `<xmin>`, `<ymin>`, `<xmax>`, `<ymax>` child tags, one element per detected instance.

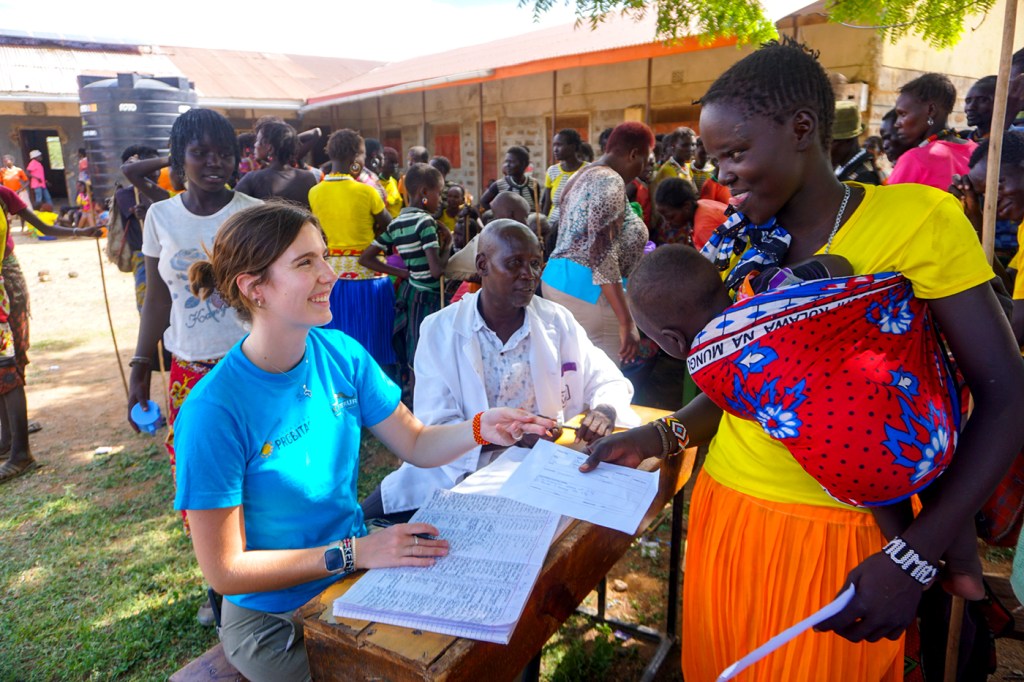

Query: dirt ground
<box><xmin>13</xmin><ymin>230</ymin><xmax>1024</xmax><ymax>680</ymax></box>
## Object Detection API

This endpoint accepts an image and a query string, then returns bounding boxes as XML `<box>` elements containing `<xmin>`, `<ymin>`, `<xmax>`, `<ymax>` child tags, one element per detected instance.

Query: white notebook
<box><xmin>333</xmin><ymin>489</ymin><xmax>559</xmax><ymax>644</ymax></box>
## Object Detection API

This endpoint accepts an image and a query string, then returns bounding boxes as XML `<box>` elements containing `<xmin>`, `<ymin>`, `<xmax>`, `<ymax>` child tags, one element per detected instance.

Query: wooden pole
<box><xmin>478</xmin><ymin>82</ymin><xmax>484</xmax><ymax>201</ymax></box>
<box><xmin>95</xmin><ymin>238</ymin><xmax>129</xmax><ymax>400</ymax></box>
<box><xmin>646</xmin><ymin>58</ymin><xmax>653</xmax><ymax>126</ymax></box>
<box><xmin>944</xmin><ymin>595</ymin><xmax>966</xmax><ymax>682</ymax></box>
<box><xmin>981</xmin><ymin>0</ymin><xmax>1019</xmax><ymax>264</ymax></box>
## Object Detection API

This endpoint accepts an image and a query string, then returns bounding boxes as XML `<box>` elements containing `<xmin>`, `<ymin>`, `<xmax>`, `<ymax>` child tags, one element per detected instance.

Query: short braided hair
<box><xmin>970</xmin><ymin>130</ymin><xmax>1024</xmax><ymax>168</ymax></box>
<box><xmin>169</xmin><ymin>108</ymin><xmax>239</xmax><ymax>179</ymax></box>
<box><xmin>899</xmin><ymin>73</ymin><xmax>956</xmax><ymax>116</ymax></box>
<box><xmin>700</xmin><ymin>38</ymin><xmax>835</xmax><ymax>148</ymax></box>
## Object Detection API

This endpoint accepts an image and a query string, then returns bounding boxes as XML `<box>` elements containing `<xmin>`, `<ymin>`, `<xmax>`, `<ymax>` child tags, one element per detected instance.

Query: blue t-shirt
<box><xmin>173</xmin><ymin>327</ymin><xmax>401</xmax><ymax>612</ymax></box>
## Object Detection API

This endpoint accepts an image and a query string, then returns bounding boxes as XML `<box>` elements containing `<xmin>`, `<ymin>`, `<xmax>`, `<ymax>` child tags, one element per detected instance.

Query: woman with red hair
<box><xmin>541</xmin><ymin>121</ymin><xmax>655</xmax><ymax>366</ymax></box>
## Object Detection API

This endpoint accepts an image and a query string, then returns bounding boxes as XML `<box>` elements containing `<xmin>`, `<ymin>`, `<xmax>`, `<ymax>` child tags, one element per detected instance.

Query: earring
<box><xmin>255</xmin><ymin>298</ymin><xmax>262</xmax><ymax>308</ymax></box>
<box><xmin>422</xmin><ymin>197</ymin><xmax>428</xmax><ymax>205</ymax></box>
<box><xmin>350</xmin><ymin>163</ymin><xmax>360</xmax><ymax>174</ymax></box>
<box><xmin>927</xmin><ymin>117</ymin><xmax>934</xmax><ymax>127</ymax></box>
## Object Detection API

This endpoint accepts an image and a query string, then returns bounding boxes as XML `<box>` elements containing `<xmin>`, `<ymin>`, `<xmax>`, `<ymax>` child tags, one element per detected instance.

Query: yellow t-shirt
<box><xmin>438</xmin><ymin>211</ymin><xmax>458</xmax><ymax>232</ymax></box>
<box><xmin>704</xmin><ymin>183</ymin><xmax>995</xmax><ymax>509</ymax></box>
<box><xmin>382</xmin><ymin>175</ymin><xmax>403</xmax><ymax>219</ymax></box>
<box><xmin>1012</xmin><ymin>222</ymin><xmax>1024</xmax><ymax>297</ymax></box>
<box><xmin>308</xmin><ymin>174</ymin><xmax>385</xmax><ymax>252</ymax></box>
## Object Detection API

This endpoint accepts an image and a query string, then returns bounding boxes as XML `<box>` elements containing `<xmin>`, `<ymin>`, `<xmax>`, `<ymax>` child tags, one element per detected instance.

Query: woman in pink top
<box><xmin>889</xmin><ymin>73</ymin><xmax>976</xmax><ymax>190</ymax></box>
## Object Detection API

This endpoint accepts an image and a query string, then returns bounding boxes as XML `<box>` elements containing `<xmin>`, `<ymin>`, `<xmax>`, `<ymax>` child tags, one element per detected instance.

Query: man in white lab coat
<box><xmin>363</xmin><ymin>220</ymin><xmax>639</xmax><ymax>519</ymax></box>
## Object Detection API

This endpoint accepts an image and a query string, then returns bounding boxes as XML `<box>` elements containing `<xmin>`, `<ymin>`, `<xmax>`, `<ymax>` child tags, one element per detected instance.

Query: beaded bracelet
<box><xmin>472</xmin><ymin>411</ymin><xmax>491</xmax><ymax>446</ymax></box>
<box><xmin>882</xmin><ymin>536</ymin><xmax>938</xmax><ymax>586</ymax></box>
<box><xmin>340</xmin><ymin>537</ymin><xmax>356</xmax><ymax>574</ymax></box>
<box><xmin>651</xmin><ymin>417</ymin><xmax>689</xmax><ymax>458</ymax></box>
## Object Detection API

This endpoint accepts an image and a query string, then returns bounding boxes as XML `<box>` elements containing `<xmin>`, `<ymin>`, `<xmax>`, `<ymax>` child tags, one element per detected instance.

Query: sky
<box><xmin>0</xmin><ymin>0</ymin><xmax>581</xmax><ymax>62</ymax></box>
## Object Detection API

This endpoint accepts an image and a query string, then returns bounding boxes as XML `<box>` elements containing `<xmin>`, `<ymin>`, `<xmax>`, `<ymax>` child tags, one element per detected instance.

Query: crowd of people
<box><xmin>1</xmin><ymin>35</ymin><xmax>1023</xmax><ymax>682</ymax></box>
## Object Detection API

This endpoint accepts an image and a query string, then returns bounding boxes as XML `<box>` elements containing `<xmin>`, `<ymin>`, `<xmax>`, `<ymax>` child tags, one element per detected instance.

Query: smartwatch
<box><xmin>324</xmin><ymin>543</ymin><xmax>345</xmax><ymax>573</ymax></box>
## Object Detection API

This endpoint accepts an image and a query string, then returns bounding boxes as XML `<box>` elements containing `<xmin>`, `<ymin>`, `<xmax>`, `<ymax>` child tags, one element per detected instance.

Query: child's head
<box><xmin>404</xmin><ymin>163</ymin><xmax>444</xmax><ymax>213</ymax></box>
<box><xmin>490</xmin><ymin>191</ymin><xmax>530</xmax><ymax>223</ymax></box>
<box><xmin>628</xmin><ymin>245</ymin><xmax>731</xmax><ymax>359</ymax></box>
<box><xmin>968</xmin><ymin>130</ymin><xmax>1024</xmax><ymax>222</ymax></box>
<box><xmin>429</xmin><ymin>156</ymin><xmax>451</xmax><ymax>179</ymax></box>
<box><xmin>254</xmin><ymin>119</ymin><xmax>298</xmax><ymax>164</ymax></box>
<box><xmin>694</xmin><ymin>137</ymin><xmax>708</xmax><ymax>166</ymax></box>
<box><xmin>169</xmin><ymin>108</ymin><xmax>239</xmax><ymax>189</ymax></box>
<box><xmin>553</xmin><ymin>129</ymin><xmax>582</xmax><ymax>164</ymax></box>
<box><xmin>698</xmin><ymin>39</ymin><xmax>834</xmax><ymax>225</ymax></box>
<box><xmin>326</xmin><ymin>129</ymin><xmax>364</xmax><ymax>169</ymax></box>
<box><xmin>2</xmin><ymin>154</ymin><xmax>13</xmax><ymax>167</ymax></box>
<box><xmin>364</xmin><ymin>139</ymin><xmax>383</xmax><ymax>174</ymax></box>
<box><xmin>76</xmin><ymin>180</ymin><xmax>87</xmax><ymax>194</ymax></box>
<box><xmin>382</xmin><ymin>147</ymin><xmax>400</xmax><ymax>178</ymax></box>
<box><xmin>502</xmin><ymin>146</ymin><xmax>530</xmax><ymax>179</ymax></box>
<box><xmin>579</xmin><ymin>143</ymin><xmax>595</xmax><ymax>163</ymax></box>
<box><xmin>189</xmin><ymin>201</ymin><xmax>328</xmax><ymax>323</ymax></box>
<box><xmin>655</xmin><ymin>178</ymin><xmax>699</xmax><ymax>231</ymax></box>
<box><xmin>446</xmin><ymin>184</ymin><xmax>465</xmax><ymax>212</ymax></box>
<box><xmin>78</xmin><ymin>148</ymin><xmax>87</xmax><ymax>159</ymax></box>
<box><xmin>237</xmin><ymin>132</ymin><xmax>256</xmax><ymax>157</ymax></box>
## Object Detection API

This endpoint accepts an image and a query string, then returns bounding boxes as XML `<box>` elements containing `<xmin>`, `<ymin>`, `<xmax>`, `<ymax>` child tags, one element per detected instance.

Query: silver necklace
<box><xmin>262</xmin><ymin>355</ymin><xmax>312</xmax><ymax>399</ymax></box>
<box><xmin>823</xmin><ymin>184</ymin><xmax>852</xmax><ymax>255</ymax></box>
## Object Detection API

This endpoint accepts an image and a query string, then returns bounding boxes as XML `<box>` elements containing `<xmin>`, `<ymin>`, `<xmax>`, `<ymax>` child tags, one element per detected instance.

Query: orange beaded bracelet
<box><xmin>472</xmin><ymin>411</ymin><xmax>491</xmax><ymax>446</ymax></box>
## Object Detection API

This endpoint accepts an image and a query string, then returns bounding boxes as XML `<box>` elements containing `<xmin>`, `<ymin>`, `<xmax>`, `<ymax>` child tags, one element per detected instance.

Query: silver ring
<box><xmin>414</xmin><ymin>536</ymin><xmax>419</xmax><ymax>546</ymax></box>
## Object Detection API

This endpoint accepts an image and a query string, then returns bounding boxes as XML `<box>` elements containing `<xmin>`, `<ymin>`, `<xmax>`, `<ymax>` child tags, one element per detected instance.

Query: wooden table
<box><xmin>300</xmin><ymin>406</ymin><xmax>695</xmax><ymax>682</ymax></box>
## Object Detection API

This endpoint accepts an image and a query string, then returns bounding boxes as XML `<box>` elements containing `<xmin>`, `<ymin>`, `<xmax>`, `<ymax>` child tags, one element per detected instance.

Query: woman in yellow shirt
<box><xmin>308</xmin><ymin>130</ymin><xmax>395</xmax><ymax>368</ymax></box>
<box><xmin>584</xmin><ymin>40</ymin><xmax>1024</xmax><ymax>682</ymax></box>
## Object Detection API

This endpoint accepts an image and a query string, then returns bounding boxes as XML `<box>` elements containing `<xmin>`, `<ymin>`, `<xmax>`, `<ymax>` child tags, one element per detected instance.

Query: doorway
<box><xmin>19</xmin><ymin>129</ymin><xmax>69</xmax><ymax>202</ymax></box>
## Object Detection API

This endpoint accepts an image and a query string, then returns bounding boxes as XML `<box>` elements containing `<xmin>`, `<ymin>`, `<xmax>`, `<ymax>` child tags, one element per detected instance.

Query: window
<box><xmin>46</xmin><ymin>136</ymin><xmax>65</xmax><ymax>170</ymax></box>
<box><xmin>432</xmin><ymin>123</ymin><xmax>461</xmax><ymax>168</ymax></box>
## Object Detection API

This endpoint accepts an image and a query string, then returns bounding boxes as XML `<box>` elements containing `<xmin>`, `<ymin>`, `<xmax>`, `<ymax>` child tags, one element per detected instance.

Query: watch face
<box><xmin>324</xmin><ymin>547</ymin><xmax>344</xmax><ymax>572</ymax></box>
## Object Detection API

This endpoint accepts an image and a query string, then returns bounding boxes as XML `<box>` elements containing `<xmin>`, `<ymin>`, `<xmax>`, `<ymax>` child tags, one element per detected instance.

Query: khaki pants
<box><xmin>219</xmin><ymin>598</ymin><xmax>311</xmax><ymax>682</ymax></box>
<box><xmin>541</xmin><ymin>282</ymin><xmax>621</xmax><ymax>367</ymax></box>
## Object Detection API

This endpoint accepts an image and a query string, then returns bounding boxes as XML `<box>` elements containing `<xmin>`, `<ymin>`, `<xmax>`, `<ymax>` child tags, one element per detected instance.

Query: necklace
<box><xmin>262</xmin><ymin>355</ymin><xmax>313</xmax><ymax>399</ymax></box>
<box><xmin>824</xmin><ymin>184</ymin><xmax>852</xmax><ymax>255</ymax></box>
<box><xmin>505</xmin><ymin>174</ymin><xmax>529</xmax><ymax>190</ymax></box>
<box><xmin>918</xmin><ymin>128</ymin><xmax>957</xmax><ymax>148</ymax></box>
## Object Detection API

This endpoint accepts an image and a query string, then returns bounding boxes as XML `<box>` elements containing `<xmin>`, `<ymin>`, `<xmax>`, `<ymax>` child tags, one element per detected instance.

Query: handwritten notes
<box><xmin>333</xmin><ymin>489</ymin><xmax>559</xmax><ymax>644</ymax></box>
<box><xmin>498</xmin><ymin>439</ymin><xmax>659</xmax><ymax>534</ymax></box>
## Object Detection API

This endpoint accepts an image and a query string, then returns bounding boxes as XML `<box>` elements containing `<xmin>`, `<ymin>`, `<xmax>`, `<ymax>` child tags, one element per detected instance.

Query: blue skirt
<box><xmin>324</xmin><ymin>277</ymin><xmax>397</xmax><ymax>366</ymax></box>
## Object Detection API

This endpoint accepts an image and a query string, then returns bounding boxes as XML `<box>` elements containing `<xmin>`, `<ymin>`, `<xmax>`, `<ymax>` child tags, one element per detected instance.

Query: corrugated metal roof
<box><xmin>0</xmin><ymin>36</ymin><xmax>382</xmax><ymax>104</ymax></box>
<box><xmin>307</xmin><ymin>0</ymin><xmax>817</xmax><ymax>103</ymax></box>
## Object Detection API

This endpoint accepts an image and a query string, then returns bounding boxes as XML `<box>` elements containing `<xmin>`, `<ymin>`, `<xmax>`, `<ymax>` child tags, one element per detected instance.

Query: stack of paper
<box><xmin>333</xmin><ymin>489</ymin><xmax>559</xmax><ymax>644</ymax></box>
<box><xmin>499</xmin><ymin>439</ymin><xmax>660</xmax><ymax>534</ymax></box>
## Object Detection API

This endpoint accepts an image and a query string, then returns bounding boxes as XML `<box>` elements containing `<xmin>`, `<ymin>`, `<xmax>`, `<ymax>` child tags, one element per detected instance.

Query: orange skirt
<box><xmin>683</xmin><ymin>471</ymin><xmax>904</xmax><ymax>682</ymax></box>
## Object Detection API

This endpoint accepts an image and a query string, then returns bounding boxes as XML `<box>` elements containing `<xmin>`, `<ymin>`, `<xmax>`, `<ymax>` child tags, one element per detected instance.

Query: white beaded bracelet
<box><xmin>882</xmin><ymin>536</ymin><xmax>938</xmax><ymax>585</ymax></box>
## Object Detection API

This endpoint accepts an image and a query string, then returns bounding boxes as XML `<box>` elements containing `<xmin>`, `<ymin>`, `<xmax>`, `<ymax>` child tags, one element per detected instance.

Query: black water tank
<box><xmin>77</xmin><ymin>73</ymin><xmax>196</xmax><ymax>203</ymax></box>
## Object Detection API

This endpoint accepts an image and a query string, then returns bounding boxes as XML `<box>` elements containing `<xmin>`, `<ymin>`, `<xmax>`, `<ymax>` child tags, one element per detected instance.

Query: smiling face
<box><xmin>699</xmin><ymin>103</ymin><xmax>804</xmax><ymax>225</ymax></box>
<box><xmin>252</xmin><ymin>223</ymin><xmax>336</xmax><ymax>331</ymax></box>
<box><xmin>969</xmin><ymin>159</ymin><xmax>1024</xmax><ymax>222</ymax></box>
<box><xmin>183</xmin><ymin>135</ymin><xmax>236</xmax><ymax>193</ymax></box>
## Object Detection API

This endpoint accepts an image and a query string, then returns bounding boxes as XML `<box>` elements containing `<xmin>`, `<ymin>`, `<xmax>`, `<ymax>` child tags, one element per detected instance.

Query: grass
<box><xmin>0</xmin><ymin>444</ymin><xmax>216</xmax><ymax>681</ymax></box>
<box><xmin>0</xmin><ymin>430</ymin><xmax>677</xmax><ymax>680</ymax></box>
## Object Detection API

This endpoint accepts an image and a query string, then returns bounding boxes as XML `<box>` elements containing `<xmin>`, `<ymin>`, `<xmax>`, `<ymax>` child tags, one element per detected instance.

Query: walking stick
<box><xmin>944</xmin><ymin>595</ymin><xmax>966</xmax><ymax>682</ymax></box>
<box><xmin>95</xmin><ymin>237</ymin><xmax>129</xmax><ymax>400</ymax></box>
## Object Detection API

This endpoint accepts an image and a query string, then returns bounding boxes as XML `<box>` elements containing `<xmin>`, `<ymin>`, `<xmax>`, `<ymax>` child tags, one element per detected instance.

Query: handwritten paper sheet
<box><xmin>333</xmin><ymin>489</ymin><xmax>559</xmax><ymax>644</ymax></box>
<box><xmin>497</xmin><ymin>439</ymin><xmax>659</xmax><ymax>534</ymax></box>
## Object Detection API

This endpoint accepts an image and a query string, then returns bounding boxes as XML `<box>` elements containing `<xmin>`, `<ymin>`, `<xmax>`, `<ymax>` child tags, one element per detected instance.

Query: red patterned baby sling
<box><xmin>687</xmin><ymin>272</ymin><xmax>960</xmax><ymax>507</ymax></box>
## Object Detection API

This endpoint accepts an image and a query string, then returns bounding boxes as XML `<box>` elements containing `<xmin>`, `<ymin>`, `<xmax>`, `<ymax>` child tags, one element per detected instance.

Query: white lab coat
<box><xmin>379</xmin><ymin>291</ymin><xmax>639</xmax><ymax>513</ymax></box>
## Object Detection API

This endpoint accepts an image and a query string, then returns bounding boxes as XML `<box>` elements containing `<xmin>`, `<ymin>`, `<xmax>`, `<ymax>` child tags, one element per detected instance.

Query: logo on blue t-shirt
<box><xmin>262</xmin><ymin>419</ymin><xmax>314</xmax><ymax>458</ymax></box>
<box><xmin>331</xmin><ymin>391</ymin><xmax>358</xmax><ymax>417</ymax></box>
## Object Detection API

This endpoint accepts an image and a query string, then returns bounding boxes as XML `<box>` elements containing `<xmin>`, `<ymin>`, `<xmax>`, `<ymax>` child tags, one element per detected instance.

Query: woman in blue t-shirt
<box><xmin>176</xmin><ymin>201</ymin><xmax>554</xmax><ymax>681</ymax></box>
